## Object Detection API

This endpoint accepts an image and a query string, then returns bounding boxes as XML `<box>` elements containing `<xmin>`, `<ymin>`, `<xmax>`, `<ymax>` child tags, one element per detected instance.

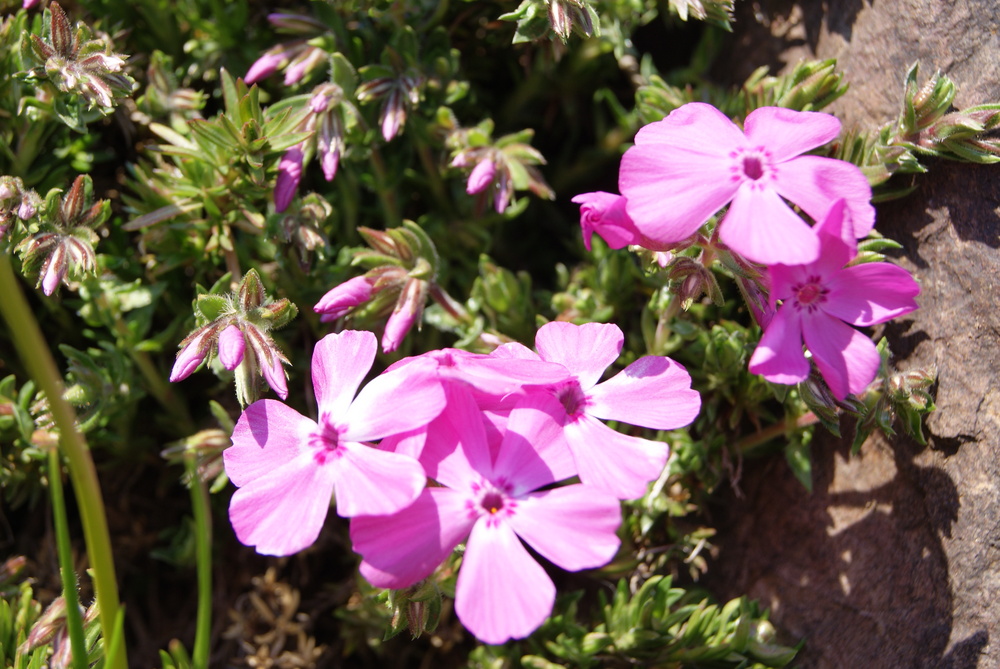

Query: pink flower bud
<box><xmin>261</xmin><ymin>353</ymin><xmax>288</xmax><ymax>399</ymax></box>
<box><xmin>170</xmin><ymin>330</ymin><xmax>211</xmax><ymax>382</ymax></box>
<box><xmin>40</xmin><ymin>244</ymin><xmax>67</xmax><ymax>296</ymax></box>
<box><xmin>218</xmin><ymin>324</ymin><xmax>246</xmax><ymax>371</ymax></box>
<box><xmin>283</xmin><ymin>47</ymin><xmax>325</xmax><ymax>86</ymax></box>
<box><xmin>466</xmin><ymin>157</ymin><xmax>496</xmax><ymax>195</ymax></box>
<box><xmin>570</xmin><ymin>191</ymin><xmax>643</xmax><ymax>252</ymax></box>
<box><xmin>314</xmin><ymin>275</ymin><xmax>374</xmax><ymax>320</ymax></box>
<box><xmin>245</xmin><ymin>50</ymin><xmax>285</xmax><ymax>85</ymax></box>
<box><xmin>382</xmin><ymin>279</ymin><xmax>423</xmax><ymax>353</ymax></box>
<box><xmin>22</xmin><ymin>0</ymin><xmax>41</xmax><ymax>8</ymax></box>
<box><xmin>274</xmin><ymin>145</ymin><xmax>304</xmax><ymax>212</ymax></box>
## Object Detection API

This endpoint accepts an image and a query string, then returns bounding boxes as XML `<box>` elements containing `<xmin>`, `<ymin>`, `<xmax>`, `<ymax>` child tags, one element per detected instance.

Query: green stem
<box><xmin>735</xmin><ymin>411</ymin><xmax>819</xmax><ymax>452</ymax></box>
<box><xmin>185</xmin><ymin>454</ymin><xmax>213</xmax><ymax>669</ymax></box>
<box><xmin>48</xmin><ymin>447</ymin><xmax>88</xmax><ymax>669</ymax></box>
<box><xmin>0</xmin><ymin>254</ymin><xmax>126</xmax><ymax>669</ymax></box>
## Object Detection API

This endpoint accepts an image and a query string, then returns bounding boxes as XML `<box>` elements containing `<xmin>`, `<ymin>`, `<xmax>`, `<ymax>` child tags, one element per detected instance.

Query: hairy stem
<box><xmin>0</xmin><ymin>253</ymin><xmax>125</xmax><ymax>669</ymax></box>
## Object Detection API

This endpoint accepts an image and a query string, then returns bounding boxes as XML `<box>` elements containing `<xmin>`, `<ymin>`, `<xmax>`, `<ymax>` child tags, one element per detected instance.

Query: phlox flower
<box><xmin>748</xmin><ymin>200</ymin><xmax>921</xmax><ymax>399</ymax></box>
<box><xmin>497</xmin><ymin>322</ymin><xmax>701</xmax><ymax>500</ymax></box>
<box><xmin>619</xmin><ymin>102</ymin><xmax>875</xmax><ymax>266</ymax></box>
<box><xmin>570</xmin><ymin>191</ymin><xmax>645</xmax><ymax>252</ymax></box>
<box><xmin>351</xmin><ymin>388</ymin><xmax>621</xmax><ymax>645</ymax></box>
<box><xmin>223</xmin><ymin>330</ymin><xmax>446</xmax><ymax>556</ymax></box>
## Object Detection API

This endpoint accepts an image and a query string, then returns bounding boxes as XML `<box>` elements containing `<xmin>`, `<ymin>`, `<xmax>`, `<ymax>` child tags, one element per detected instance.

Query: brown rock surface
<box><xmin>706</xmin><ymin>1</ymin><xmax>1000</xmax><ymax>667</ymax></box>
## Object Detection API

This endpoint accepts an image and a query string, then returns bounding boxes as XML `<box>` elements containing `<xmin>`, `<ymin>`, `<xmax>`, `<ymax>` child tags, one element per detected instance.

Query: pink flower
<box><xmin>619</xmin><ymin>103</ymin><xmax>875</xmax><ymax>266</ymax></box>
<box><xmin>274</xmin><ymin>145</ymin><xmax>304</xmax><ymax>212</ymax></box>
<box><xmin>314</xmin><ymin>275</ymin><xmax>374</xmax><ymax>321</ymax></box>
<box><xmin>748</xmin><ymin>200</ymin><xmax>920</xmax><ymax>399</ymax></box>
<box><xmin>223</xmin><ymin>330</ymin><xmax>446</xmax><ymax>555</ymax></box>
<box><xmin>570</xmin><ymin>191</ymin><xmax>644</xmax><ymax>251</ymax></box>
<box><xmin>351</xmin><ymin>389</ymin><xmax>621</xmax><ymax>645</ymax></box>
<box><xmin>217</xmin><ymin>324</ymin><xmax>246</xmax><ymax>371</ymax></box>
<box><xmin>466</xmin><ymin>157</ymin><xmax>496</xmax><ymax>195</ymax></box>
<box><xmin>169</xmin><ymin>329</ymin><xmax>212</xmax><ymax>382</ymax></box>
<box><xmin>502</xmin><ymin>322</ymin><xmax>701</xmax><ymax>499</ymax></box>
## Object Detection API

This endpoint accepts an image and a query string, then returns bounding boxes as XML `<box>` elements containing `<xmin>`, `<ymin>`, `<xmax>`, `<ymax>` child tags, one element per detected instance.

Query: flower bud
<box><xmin>382</xmin><ymin>278</ymin><xmax>426</xmax><ymax>353</ymax></box>
<box><xmin>245</xmin><ymin>49</ymin><xmax>286</xmax><ymax>85</ymax></box>
<box><xmin>466</xmin><ymin>157</ymin><xmax>496</xmax><ymax>194</ymax></box>
<box><xmin>260</xmin><ymin>351</ymin><xmax>288</xmax><ymax>400</ymax></box>
<box><xmin>274</xmin><ymin>145</ymin><xmax>304</xmax><ymax>212</ymax></box>
<box><xmin>571</xmin><ymin>191</ymin><xmax>643</xmax><ymax>251</ymax></box>
<box><xmin>218</xmin><ymin>324</ymin><xmax>246</xmax><ymax>371</ymax></box>
<box><xmin>314</xmin><ymin>275</ymin><xmax>375</xmax><ymax>320</ymax></box>
<box><xmin>170</xmin><ymin>329</ymin><xmax>212</xmax><ymax>382</ymax></box>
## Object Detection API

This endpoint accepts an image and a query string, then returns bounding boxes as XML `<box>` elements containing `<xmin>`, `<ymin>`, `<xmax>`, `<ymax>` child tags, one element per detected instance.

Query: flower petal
<box><xmin>341</xmin><ymin>359</ymin><xmax>446</xmax><ymax>442</ymax></box>
<box><xmin>587</xmin><ymin>356</ymin><xmax>700</xmax><ymax>430</ymax></box>
<box><xmin>455</xmin><ymin>519</ymin><xmax>555</xmax><ymax>645</ymax></box>
<box><xmin>823</xmin><ymin>262</ymin><xmax>920</xmax><ymax>327</ymax></box>
<box><xmin>802</xmin><ymin>311</ymin><xmax>881</xmax><ymax>400</ymax></box>
<box><xmin>748</xmin><ymin>306</ymin><xmax>810</xmax><ymax>385</ymax></box>
<box><xmin>719</xmin><ymin>184</ymin><xmax>820</xmax><ymax>265</ymax></box>
<box><xmin>224</xmin><ymin>399</ymin><xmax>314</xmax><ymax>487</ymax></box>
<box><xmin>353</xmin><ymin>487</ymin><xmax>475</xmax><ymax>589</ymax></box>
<box><xmin>491</xmin><ymin>393</ymin><xmax>578</xmax><ymax>495</ymax></box>
<box><xmin>743</xmin><ymin>107</ymin><xmax>842</xmax><ymax>162</ymax></box>
<box><xmin>228</xmin><ymin>451</ymin><xmax>336</xmax><ymax>556</ymax></box>
<box><xmin>772</xmin><ymin>155</ymin><xmax>875</xmax><ymax>237</ymax></box>
<box><xmin>508</xmin><ymin>485</ymin><xmax>621</xmax><ymax>571</ymax></box>
<box><xmin>535</xmin><ymin>321</ymin><xmax>622</xmax><ymax>389</ymax></box>
<box><xmin>563</xmin><ymin>415</ymin><xmax>668</xmax><ymax>500</ymax></box>
<box><xmin>312</xmin><ymin>330</ymin><xmax>377</xmax><ymax>422</ymax></box>
<box><xmin>416</xmin><ymin>383</ymin><xmax>494</xmax><ymax>489</ymax></box>
<box><xmin>331</xmin><ymin>440</ymin><xmax>427</xmax><ymax>517</ymax></box>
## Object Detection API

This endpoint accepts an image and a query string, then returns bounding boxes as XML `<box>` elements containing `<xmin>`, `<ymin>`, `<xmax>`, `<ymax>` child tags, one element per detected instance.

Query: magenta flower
<box><xmin>465</xmin><ymin>157</ymin><xmax>496</xmax><ymax>195</ymax></box>
<box><xmin>217</xmin><ymin>324</ymin><xmax>246</xmax><ymax>371</ymax></box>
<box><xmin>351</xmin><ymin>390</ymin><xmax>621</xmax><ymax>645</ymax></box>
<box><xmin>501</xmin><ymin>322</ymin><xmax>701</xmax><ymax>499</ymax></box>
<box><xmin>619</xmin><ymin>103</ymin><xmax>875</xmax><ymax>265</ymax></box>
<box><xmin>748</xmin><ymin>200</ymin><xmax>920</xmax><ymax>399</ymax></box>
<box><xmin>223</xmin><ymin>330</ymin><xmax>446</xmax><ymax>555</ymax></box>
<box><xmin>570</xmin><ymin>191</ymin><xmax>645</xmax><ymax>252</ymax></box>
<box><xmin>245</xmin><ymin>49</ymin><xmax>286</xmax><ymax>85</ymax></box>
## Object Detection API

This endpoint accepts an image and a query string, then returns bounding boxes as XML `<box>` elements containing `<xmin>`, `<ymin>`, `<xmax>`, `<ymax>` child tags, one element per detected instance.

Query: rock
<box><xmin>705</xmin><ymin>1</ymin><xmax>1000</xmax><ymax>666</ymax></box>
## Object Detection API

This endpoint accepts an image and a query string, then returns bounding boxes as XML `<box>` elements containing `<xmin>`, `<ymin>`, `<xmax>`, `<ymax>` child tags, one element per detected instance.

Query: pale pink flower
<box><xmin>351</xmin><ymin>389</ymin><xmax>621</xmax><ymax>645</ymax></box>
<box><xmin>619</xmin><ymin>103</ymin><xmax>875</xmax><ymax>266</ymax></box>
<box><xmin>501</xmin><ymin>322</ymin><xmax>701</xmax><ymax>499</ymax></box>
<box><xmin>223</xmin><ymin>330</ymin><xmax>446</xmax><ymax>555</ymax></box>
<box><xmin>749</xmin><ymin>200</ymin><xmax>920</xmax><ymax>399</ymax></box>
<box><xmin>570</xmin><ymin>191</ymin><xmax>644</xmax><ymax>251</ymax></box>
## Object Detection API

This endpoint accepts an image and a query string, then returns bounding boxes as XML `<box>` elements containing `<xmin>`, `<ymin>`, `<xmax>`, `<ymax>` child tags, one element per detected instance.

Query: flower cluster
<box><xmin>223</xmin><ymin>322</ymin><xmax>700</xmax><ymax>643</ymax></box>
<box><xmin>574</xmin><ymin>102</ymin><xmax>920</xmax><ymax>399</ymax></box>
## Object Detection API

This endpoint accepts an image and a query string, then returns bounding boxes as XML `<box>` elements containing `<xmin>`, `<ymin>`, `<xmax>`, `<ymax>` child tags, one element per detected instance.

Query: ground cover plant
<box><xmin>1</xmin><ymin>0</ymin><xmax>998</xmax><ymax>667</ymax></box>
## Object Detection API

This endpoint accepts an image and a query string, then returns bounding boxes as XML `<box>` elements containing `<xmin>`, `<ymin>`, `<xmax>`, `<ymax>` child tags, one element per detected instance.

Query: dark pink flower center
<box><xmin>308</xmin><ymin>422</ymin><xmax>342</xmax><ymax>465</ymax></box>
<box><xmin>793</xmin><ymin>276</ymin><xmax>829</xmax><ymax>312</ymax></box>
<box><xmin>480</xmin><ymin>491</ymin><xmax>505</xmax><ymax>515</ymax></box>
<box><xmin>742</xmin><ymin>155</ymin><xmax>764</xmax><ymax>180</ymax></box>
<box><xmin>469</xmin><ymin>480</ymin><xmax>516</xmax><ymax>526</ymax></box>
<box><xmin>556</xmin><ymin>381</ymin><xmax>589</xmax><ymax>416</ymax></box>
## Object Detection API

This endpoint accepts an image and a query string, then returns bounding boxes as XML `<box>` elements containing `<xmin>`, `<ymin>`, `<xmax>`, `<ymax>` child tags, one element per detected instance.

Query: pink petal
<box><xmin>563</xmin><ymin>415</ymin><xmax>668</xmax><ymax>500</ymax></box>
<box><xmin>312</xmin><ymin>331</ymin><xmax>377</xmax><ymax>422</ymax></box>
<box><xmin>224</xmin><ymin>400</ymin><xmax>315</xmax><ymax>487</ymax></box>
<box><xmin>245</xmin><ymin>51</ymin><xmax>283</xmax><ymax>85</ymax></box>
<box><xmin>218</xmin><ymin>324</ymin><xmax>246</xmax><ymax>371</ymax></box>
<box><xmin>633</xmin><ymin>102</ymin><xmax>746</xmax><ymax>150</ymax></box>
<box><xmin>535</xmin><ymin>321</ymin><xmax>622</xmax><ymax>389</ymax></box>
<box><xmin>771</xmin><ymin>155</ymin><xmax>875</xmax><ymax>237</ymax></box>
<box><xmin>508</xmin><ymin>485</ymin><xmax>621</xmax><ymax>571</ymax></box>
<box><xmin>809</xmin><ymin>199</ymin><xmax>857</xmax><ymax>274</ymax></box>
<box><xmin>823</xmin><ymin>262</ymin><xmax>920</xmax><ymax>327</ymax></box>
<box><xmin>748</xmin><ymin>306</ymin><xmax>809</xmax><ymax>385</ymax></box>
<box><xmin>802</xmin><ymin>311</ymin><xmax>881</xmax><ymax>400</ymax></box>
<box><xmin>330</xmin><ymin>441</ymin><xmax>427</xmax><ymax>517</ymax></box>
<box><xmin>719</xmin><ymin>185</ymin><xmax>820</xmax><ymax>265</ymax></box>
<box><xmin>228</xmin><ymin>451</ymin><xmax>336</xmax><ymax>556</ymax></box>
<box><xmin>455</xmin><ymin>519</ymin><xmax>555</xmax><ymax>645</ymax></box>
<box><xmin>353</xmin><ymin>487</ymin><xmax>475</xmax><ymax>589</ymax></box>
<box><xmin>491</xmin><ymin>394</ymin><xmax>577</xmax><ymax>495</ymax></box>
<box><xmin>743</xmin><ymin>107</ymin><xmax>842</xmax><ymax>162</ymax></box>
<box><xmin>341</xmin><ymin>360</ymin><xmax>446</xmax><ymax>443</ymax></box>
<box><xmin>571</xmin><ymin>191</ymin><xmax>642</xmax><ymax>251</ymax></box>
<box><xmin>587</xmin><ymin>356</ymin><xmax>700</xmax><ymax>430</ymax></box>
<box><xmin>415</xmin><ymin>383</ymin><xmax>494</xmax><ymax>489</ymax></box>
